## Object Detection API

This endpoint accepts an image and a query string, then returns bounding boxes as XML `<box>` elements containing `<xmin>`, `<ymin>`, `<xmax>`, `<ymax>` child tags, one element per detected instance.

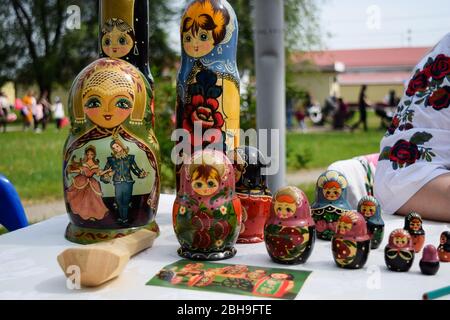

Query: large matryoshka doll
<box><xmin>63</xmin><ymin>58</ymin><xmax>160</xmax><ymax>244</ymax></box>
<box><xmin>311</xmin><ymin>170</ymin><xmax>352</xmax><ymax>241</ymax></box>
<box><xmin>173</xmin><ymin>150</ymin><xmax>242</xmax><ymax>260</ymax></box>
<box><xmin>175</xmin><ymin>0</ymin><xmax>240</xmax><ymax>189</ymax></box>
<box><xmin>332</xmin><ymin>211</ymin><xmax>371</xmax><ymax>269</ymax></box>
<box><xmin>357</xmin><ymin>196</ymin><xmax>384</xmax><ymax>249</ymax></box>
<box><xmin>264</xmin><ymin>186</ymin><xmax>315</xmax><ymax>265</ymax></box>
<box><xmin>232</xmin><ymin>146</ymin><xmax>272</xmax><ymax>244</ymax></box>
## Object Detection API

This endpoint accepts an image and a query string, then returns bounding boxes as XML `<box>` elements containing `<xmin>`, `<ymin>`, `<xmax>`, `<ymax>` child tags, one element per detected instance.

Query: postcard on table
<box><xmin>146</xmin><ymin>259</ymin><xmax>312</xmax><ymax>300</ymax></box>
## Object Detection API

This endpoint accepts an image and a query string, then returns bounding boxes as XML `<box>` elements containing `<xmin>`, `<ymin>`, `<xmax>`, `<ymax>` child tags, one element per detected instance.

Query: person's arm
<box><xmin>100</xmin><ymin>159</ymin><xmax>113</xmax><ymax>183</ymax></box>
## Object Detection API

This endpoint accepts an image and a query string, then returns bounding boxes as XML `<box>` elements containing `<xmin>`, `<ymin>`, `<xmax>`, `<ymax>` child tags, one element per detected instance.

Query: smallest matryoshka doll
<box><xmin>311</xmin><ymin>170</ymin><xmax>352</xmax><ymax>241</ymax></box>
<box><xmin>332</xmin><ymin>211</ymin><xmax>371</xmax><ymax>269</ymax></box>
<box><xmin>231</xmin><ymin>146</ymin><xmax>272</xmax><ymax>244</ymax></box>
<box><xmin>404</xmin><ymin>212</ymin><xmax>425</xmax><ymax>253</ymax></box>
<box><xmin>357</xmin><ymin>196</ymin><xmax>384</xmax><ymax>250</ymax></box>
<box><xmin>438</xmin><ymin>231</ymin><xmax>450</xmax><ymax>262</ymax></box>
<box><xmin>384</xmin><ymin>229</ymin><xmax>415</xmax><ymax>272</ymax></box>
<box><xmin>264</xmin><ymin>186</ymin><xmax>315</xmax><ymax>265</ymax></box>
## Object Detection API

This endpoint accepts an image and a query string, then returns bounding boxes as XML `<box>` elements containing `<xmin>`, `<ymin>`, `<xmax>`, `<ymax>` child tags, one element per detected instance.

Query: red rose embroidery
<box><xmin>406</xmin><ymin>71</ymin><xmax>429</xmax><ymax>96</ymax></box>
<box><xmin>387</xmin><ymin>116</ymin><xmax>400</xmax><ymax>134</ymax></box>
<box><xmin>427</xmin><ymin>86</ymin><xmax>450</xmax><ymax>111</ymax></box>
<box><xmin>399</xmin><ymin>123</ymin><xmax>413</xmax><ymax>131</ymax></box>
<box><xmin>429</xmin><ymin>54</ymin><xmax>450</xmax><ymax>80</ymax></box>
<box><xmin>315</xmin><ymin>220</ymin><xmax>327</xmax><ymax>232</ymax></box>
<box><xmin>389</xmin><ymin>139</ymin><xmax>420</xmax><ymax>166</ymax></box>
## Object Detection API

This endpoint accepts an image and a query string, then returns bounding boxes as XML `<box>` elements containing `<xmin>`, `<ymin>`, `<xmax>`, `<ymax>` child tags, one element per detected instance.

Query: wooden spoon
<box><xmin>57</xmin><ymin>229</ymin><xmax>157</xmax><ymax>287</ymax></box>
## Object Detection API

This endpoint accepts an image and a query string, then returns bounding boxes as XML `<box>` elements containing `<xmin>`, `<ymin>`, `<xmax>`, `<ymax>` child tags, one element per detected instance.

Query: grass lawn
<box><xmin>287</xmin><ymin>112</ymin><xmax>385</xmax><ymax>170</ymax></box>
<box><xmin>0</xmin><ymin>127</ymin><xmax>68</xmax><ymax>204</ymax></box>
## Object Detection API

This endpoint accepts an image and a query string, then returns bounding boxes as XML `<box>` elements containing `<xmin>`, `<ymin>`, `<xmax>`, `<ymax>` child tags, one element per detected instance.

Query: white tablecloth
<box><xmin>0</xmin><ymin>194</ymin><xmax>449</xmax><ymax>300</ymax></box>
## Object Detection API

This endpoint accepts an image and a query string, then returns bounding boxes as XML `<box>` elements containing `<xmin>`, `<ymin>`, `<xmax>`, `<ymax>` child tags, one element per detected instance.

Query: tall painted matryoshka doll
<box><xmin>175</xmin><ymin>0</ymin><xmax>240</xmax><ymax>189</ymax></box>
<box><xmin>232</xmin><ymin>146</ymin><xmax>272</xmax><ymax>244</ymax></box>
<box><xmin>173</xmin><ymin>150</ymin><xmax>242</xmax><ymax>260</ymax></box>
<box><xmin>403</xmin><ymin>211</ymin><xmax>425</xmax><ymax>253</ymax></box>
<box><xmin>264</xmin><ymin>186</ymin><xmax>315</xmax><ymax>264</ymax></box>
<box><xmin>332</xmin><ymin>211</ymin><xmax>371</xmax><ymax>269</ymax></box>
<box><xmin>311</xmin><ymin>170</ymin><xmax>352</xmax><ymax>240</ymax></box>
<box><xmin>99</xmin><ymin>0</ymin><xmax>156</xmax><ymax>123</ymax></box>
<box><xmin>63</xmin><ymin>58</ymin><xmax>160</xmax><ymax>244</ymax></box>
<box><xmin>384</xmin><ymin>229</ymin><xmax>415</xmax><ymax>272</ymax></box>
<box><xmin>357</xmin><ymin>196</ymin><xmax>384</xmax><ymax>249</ymax></box>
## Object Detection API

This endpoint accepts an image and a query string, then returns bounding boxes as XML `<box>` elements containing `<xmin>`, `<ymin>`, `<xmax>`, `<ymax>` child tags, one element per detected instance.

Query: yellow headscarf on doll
<box><xmin>71</xmin><ymin>58</ymin><xmax>147</xmax><ymax>126</ymax></box>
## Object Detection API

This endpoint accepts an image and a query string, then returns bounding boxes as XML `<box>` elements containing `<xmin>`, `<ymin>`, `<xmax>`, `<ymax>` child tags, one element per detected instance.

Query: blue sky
<box><xmin>321</xmin><ymin>0</ymin><xmax>450</xmax><ymax>49</ymax></box>
<box><xmin>169</xmin><ymin>0</ymin><xmax>450</xmax><ymax>50</ymax></box>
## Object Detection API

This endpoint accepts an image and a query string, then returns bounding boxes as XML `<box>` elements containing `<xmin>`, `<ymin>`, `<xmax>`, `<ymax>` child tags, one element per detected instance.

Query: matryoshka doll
<box><xmin>332</xmin><ymin>211</ymin><xmax>370</xmax><ymax>269</ymax></box>
<box><xmin>438</xmin><ymin>231</ymin><xmax>450</xmax><ymax>262</ymax></box>
<box><xmin>63</xmin><ymin>58</ymin><xmax>160</xmax><ymax>244</ymax></box>
<box><xmin>175</xmin><ymin>0</ymin><xmax>240</xmax><ymax>189</ymax></box>
<box><xmin>173</xmin><ymin>150</ymin><xmax>242</xmax><ymax>260</ymax></box>
<box><xmin>311</xmin><ymin>170</ymin><xmax>351</xmax><ymax>240</ymax></box>
<box><xmin>99</xmin><ymin>0</ymin><xmax>156</xmax><ymax>123</ymax></box>
<box><xmin>232</xmin><ymin>146</ymin><xmax>272</xmax><ymax>244</ymax></box>
<box><xmin>357</xmin><ymin>196</ymin><xmax>384</xmax><ymax>249</ymax></box>
<box><xmin>404</xmin><ymin>212</ymin><xmax>425</xmax><ymax>253</ymax></box>
<box><xmin>384</xmin><ymin>229</ymin><xmax>415</xmax><ymax>272</ymax></box>
<box><xmin>264</xmin><ymin>186</ymin><xmax>315</xmax><ymax>264</ymax></box>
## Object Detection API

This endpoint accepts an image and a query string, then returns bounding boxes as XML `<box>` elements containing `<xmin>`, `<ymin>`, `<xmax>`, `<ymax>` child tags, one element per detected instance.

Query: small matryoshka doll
<box><xmin>175</xmin><ymin>0</ymin><xmax>240</xmax><ymax>190</ymax></box>
<box><xmin>332</xmin><ymin>211</ymin><xmax>370</xmax><ymax>269</ymax></box>
<box><xmin>357</xmin><ymin>196</ymin><xmax>384</xmax><ymax>250</ymax></box>
<box><xmin>404</xmin><ymin>212</ymin><xmax>425</xmax><ymax>253</ymax></box>
<box><xmin>438</xmin><ymin>231</ymin><xmax>450</xmax><ymax>262</ymax></box>
<box><xmin>384</xmin><ymin>229</ymin><xmax>415</xmax><ymax>272</ymax></box>
<box><xmin>231</xmin><ymin>146</ymin><xmax>272</xmax><ymax>244</ymax></box>
<box><xmin>311</xmin><ymin>170</ymin><xmax>351</xmax><ymax>241</ymax></box>
<box><xmin>173</xmin><ymin>150</ymin><xmax>242</xmax><ymax>260</ymax></box>
<box><xmin>63</xmin><ymin>58</ymin><xmax>160</xmax><ymax>244</ymax></box>
<box><xmin>419</xmin><ymin>245</ymin><xmax>440</xmax><ymax>275</ymax></box>
<box><xmin>264</xmin><ymin>186</ymin><xmax>315</xmax><ymax>264</ymax></box>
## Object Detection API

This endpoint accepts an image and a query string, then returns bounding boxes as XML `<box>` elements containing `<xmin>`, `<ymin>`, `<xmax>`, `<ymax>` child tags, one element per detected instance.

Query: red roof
<box><xmin>294</xmin><ymin>47</ymin><xmax>431</xmax><ymax>69</ymax></box>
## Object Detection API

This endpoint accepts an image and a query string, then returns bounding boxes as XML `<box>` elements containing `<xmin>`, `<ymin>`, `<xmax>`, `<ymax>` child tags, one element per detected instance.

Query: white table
<box><xmin>0</xmin><ymin>194</ymin><xmax>449</xmax><ymax>300</ymax></box>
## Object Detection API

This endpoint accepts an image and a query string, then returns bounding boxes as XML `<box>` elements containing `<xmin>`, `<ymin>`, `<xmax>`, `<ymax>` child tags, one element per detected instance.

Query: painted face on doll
<box><xmin>86</xmin><ymin>150</ymin><xmax>95</xmax><ymax>160</ymax></box>
<box><xmin>322</xmin><ymin>184</ymin><xmax>342</xmax><ymax>201</ymax></box>
<box><xmin>191</xmin><ymin>166</ymin><xmax>220</xmax><ymax>197</ymax></box>
<box><xmin>360</xmin><ymin>202</ymin><xmax>376</xmax><ymax>218</ymax></box>
<box><xmin>409</xmin><ymin>218</ymin><xmax>422</xmax><ymax>231</ymax></box>
<box><xmin>441</xmin><ymin>233</ymin><xmax>447</xmax><ymax>245</ymax></box>
<box><xmin>111</xmin><ymin>143</ymin><xmax>124</xmax><ymax>154</ymax></box>
<box><xmin>102</xmin><ymin>27</ymin><xmax>134</xmax><ymax>59</ymax></box>
<box><xmin>393</xmin><ymin>235</ymin><xmax>409</xmax><ymax>248</ymax></box>
<box><xmin>183</xmin><ymin>29</ymin><xmax>215</xmax><ymax>58</ymax></box>
<box><xmin>336</xmin><ymin>218</ymin><xmax>353</xmax><ymax>235</ymax></box>
<box><xmin>83</xmin><ymin>89</ymin><xmax>134</xmax><ymax>129</ymax></box>
<box><xmin>274</xmin><ymin>199</ymin><xmax>296</xmax><ymax>219</ymax></box>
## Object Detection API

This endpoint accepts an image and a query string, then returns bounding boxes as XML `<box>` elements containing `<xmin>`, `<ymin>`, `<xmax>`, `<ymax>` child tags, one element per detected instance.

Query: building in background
<box><xmin>292</xmin><ymin>47</ymin><xmax>431</xmax><ymax>105</ymax></box>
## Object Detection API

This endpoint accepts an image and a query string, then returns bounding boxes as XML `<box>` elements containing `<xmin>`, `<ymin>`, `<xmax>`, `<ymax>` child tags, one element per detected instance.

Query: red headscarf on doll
<box><xmin>178</xmin><ymin>149</ymin><xmax>236</xmax><ymax>208</ymax></box>
<box><xmin>388</xmin><ymin>229</ymin><xmax>414</xmax><ymax>250</ymax></box>
<box><xmin>267</xmin><ymin>186</ymin><xmax>314</xmax><ymax>228</ymax></box>
<box><xmin>335</xmin><ymin>211</ymin><xmax>370</xmax><ymax>242</ymax></box>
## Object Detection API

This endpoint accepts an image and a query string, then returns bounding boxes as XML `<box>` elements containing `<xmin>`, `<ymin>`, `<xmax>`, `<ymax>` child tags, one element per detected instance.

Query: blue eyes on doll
<box><xmin>85</xmin><ymin>98</ymin><xmax>101</xmax><ymax>109</ymax></box>
<box><xmin>116</xmin><ymin>98</ymin><xmax>132</xmax><ymax>109</ymax></box>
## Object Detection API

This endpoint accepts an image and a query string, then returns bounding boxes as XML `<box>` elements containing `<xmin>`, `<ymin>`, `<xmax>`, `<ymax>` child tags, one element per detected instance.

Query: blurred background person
<box><xmin>51</xmin><ymin>96</ymin><xmax>65</xmax><ymax>130</ymax></box>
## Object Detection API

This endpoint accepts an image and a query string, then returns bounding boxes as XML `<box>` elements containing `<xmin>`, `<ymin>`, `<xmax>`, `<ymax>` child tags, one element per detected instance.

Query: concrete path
<box><xmin>286</xmin><ymin>167</ymin><xmax>325</xmax><ymax>186</ymax></box>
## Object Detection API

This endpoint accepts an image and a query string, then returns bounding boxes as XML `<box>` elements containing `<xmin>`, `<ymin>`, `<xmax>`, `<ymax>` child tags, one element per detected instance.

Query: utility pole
<box><xmin>254</xmin><ymin>0</ymin><xmax>286</xmax><ymax>191</ymax></box>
